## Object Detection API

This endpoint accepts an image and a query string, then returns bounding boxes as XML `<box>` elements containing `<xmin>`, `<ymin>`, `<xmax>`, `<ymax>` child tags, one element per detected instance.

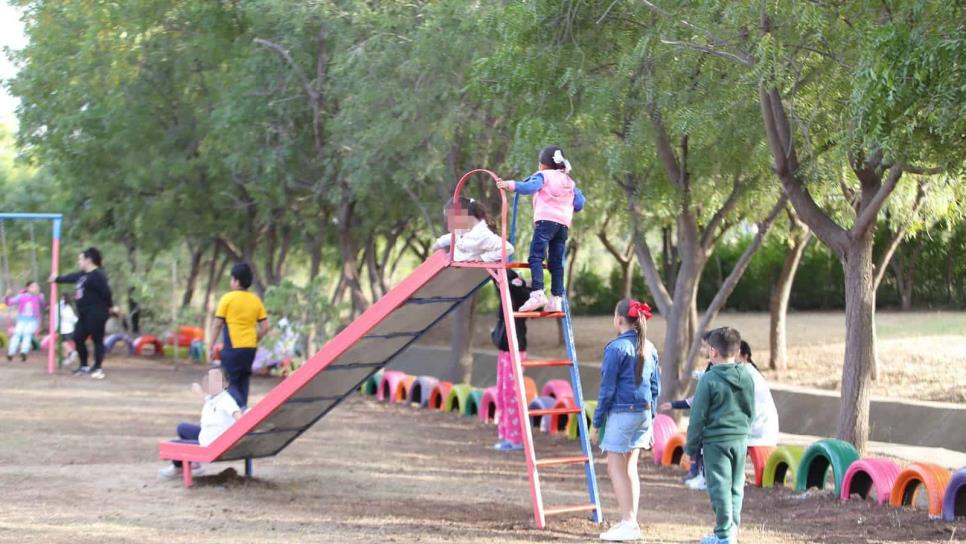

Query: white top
<box><xmin>746</xmin><ymin>365</ymin><xmax>779</xmax><ymax>446</ymax></box>
<box><xmin>199</xmin><ymin>390</ymin><xmax>241</xmax><ymax>447</ymax></box>
<box><xmin>58</xmin><ymin>301</ymin><xmax>78</xmax><ymax>335</ymax></box>
<box><xmin>435</xmin><ymin>221</ymin><xmax>514</xmax><ymax>262</ymax></box>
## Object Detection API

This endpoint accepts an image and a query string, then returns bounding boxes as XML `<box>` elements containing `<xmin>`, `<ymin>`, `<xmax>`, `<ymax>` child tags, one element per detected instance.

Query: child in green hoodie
<box><xmin>685</xmin><ymin>327</ymin><xmax>755</xmax><ymax>544</ymax></box>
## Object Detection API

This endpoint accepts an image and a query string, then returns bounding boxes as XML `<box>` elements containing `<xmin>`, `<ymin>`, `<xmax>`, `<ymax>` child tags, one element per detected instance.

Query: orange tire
<box><xmin>889</xmin><ymin>462</ymin><xmax>952</xmax><ymax>518</ymax></box>
<box><xmin>523</xmin><ymin>376</ymin><xmax>537</xmax><ymax>404</ymax></box>
<box><xmin>395</xmin><ymin>376</ymin><xmax>417</xmax><ymax>403</ymax></box>
<box><xmin>747</xmin><ymin>446</ymin><xmax>776</xmax><ymax>487</ymax></box>
<box><xmin>661</xmin><ymin>432</ymin><xmax>690</xmax><ymax>468</ymax></box>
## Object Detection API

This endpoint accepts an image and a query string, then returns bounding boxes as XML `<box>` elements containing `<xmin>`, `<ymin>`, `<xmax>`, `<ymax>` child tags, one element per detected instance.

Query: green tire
<box><xmin>443</xmin><ymin>384</ymin><xmax>472</xmax><ymax>413</ymax></box>
<box><xmin>795</xmin><ymin>439</ymin><xmax>860</xmax><ymax>495</ymax></box>
<box><xmin>360</xmin><ymin>370</ymin><xmax>384</xmax><ymax>396</ymax></box>
<box><xmin>464</xmin><ymin>388</ymin><xmax>483</xmax><ymax>417</ymax></box>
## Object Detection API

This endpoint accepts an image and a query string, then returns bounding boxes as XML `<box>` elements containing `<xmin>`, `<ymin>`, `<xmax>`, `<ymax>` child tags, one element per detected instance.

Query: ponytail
<box><xmin>615</xmin><ymin>298</ymin><xmax>653</xmax><ymax>385</ymax></box>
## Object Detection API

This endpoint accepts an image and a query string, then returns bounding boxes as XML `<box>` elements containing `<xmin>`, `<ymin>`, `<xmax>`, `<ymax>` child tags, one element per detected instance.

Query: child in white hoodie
<box><xmin>739</xmin><ymin>341</ymin><xmax>779</xmax><ymax>447</ymax></box>
<box><xmin>432</xmin><ymin>197</ymin><xmax>514</xmax><ymax>262</ymax></box>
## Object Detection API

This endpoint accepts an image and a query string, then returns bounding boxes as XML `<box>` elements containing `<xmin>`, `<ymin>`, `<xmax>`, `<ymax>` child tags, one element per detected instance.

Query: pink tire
<box><xmin>479</xmin><ymin>386</ymin><xmax>499</xmax><ymax>423</ymax></box>
<box><xmin>651</xmin><ymin>414</ymin><xmax>679</xmax><ymax>465</ymax></box>
<box><xmin>541</xmin><ymin>379</ymin><xmax>573</xmax><ymax>400</ymax></box>
<box><xmin>840</xmin><ymin>457</ymin><xmax>903</xmax><ymax>505</ymax></box>
<box><xmin>376</xmin><ymin>370</ymin><xmax>407</xmax><ymax>402</ymax></box>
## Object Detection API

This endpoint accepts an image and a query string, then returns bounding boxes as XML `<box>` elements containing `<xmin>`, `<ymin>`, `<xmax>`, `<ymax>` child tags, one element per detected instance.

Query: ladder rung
<box><xmin>535</xmin><ymin>455</ymin><xmax>589</xmax><ymax>468</ymax></box>
<box><xmin>543</xmin><ymin>503</ymin><xmax>599</xmax><ymax>516</ymax></box>
<box><xmin>521</xmin><ymin>359</ymin><xmax>572</xmax><ymax>368</ymax></box>
<box><xmin>513</xmin><ymin>311</ymin><xmax>565</xmax><ymax>319</ymax></box>
<box><xmin>528</xmin><ymin>407</ymin><xmax>582</xmax><ymax>417</ymax></box>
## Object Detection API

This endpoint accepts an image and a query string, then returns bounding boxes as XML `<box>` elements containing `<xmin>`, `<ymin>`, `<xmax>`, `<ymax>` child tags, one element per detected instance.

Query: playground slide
<box><xmin>159</xmin><ymin>252</ymin><xmax>489</xmax><ymax>477</ymax></box>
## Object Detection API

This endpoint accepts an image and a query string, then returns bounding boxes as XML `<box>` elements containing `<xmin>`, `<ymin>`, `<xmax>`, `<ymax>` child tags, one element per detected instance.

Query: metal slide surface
<box><xmin>159</xmin><ymin>251</ymin><xmax>489</xmax><ymax>463</ymax></box>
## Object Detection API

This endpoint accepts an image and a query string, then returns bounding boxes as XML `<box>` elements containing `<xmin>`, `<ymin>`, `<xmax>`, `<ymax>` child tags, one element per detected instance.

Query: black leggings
<box><xmin>74</xmin><ymin>311</ymin><xmax>109</xmax><ymax>369</ymax></box>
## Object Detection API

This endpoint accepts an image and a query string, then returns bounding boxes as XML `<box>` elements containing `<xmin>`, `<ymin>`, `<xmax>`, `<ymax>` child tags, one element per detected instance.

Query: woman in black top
<box><xmin>50</xmin><ymin>247</ymin><xmax>115</xmax><ymax>379</ymax></box>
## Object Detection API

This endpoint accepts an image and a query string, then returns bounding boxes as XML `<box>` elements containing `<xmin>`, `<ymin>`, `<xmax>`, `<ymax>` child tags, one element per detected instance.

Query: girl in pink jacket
<box><xmin>5</xmin><ymin>281</ymin><xmax>45</xmax><ymax>361</ymax></box>
<box><xmin>497</xmin><ymin>145</ymin><xmax>585</xmax><ymax>312</ymax></box>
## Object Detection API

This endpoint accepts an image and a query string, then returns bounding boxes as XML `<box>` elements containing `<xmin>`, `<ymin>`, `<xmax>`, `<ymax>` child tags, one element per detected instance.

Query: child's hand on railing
<box><xmin>495</xmin><ymin>178</ymin><xmax>512</xmax><ymax>191</ymax></box>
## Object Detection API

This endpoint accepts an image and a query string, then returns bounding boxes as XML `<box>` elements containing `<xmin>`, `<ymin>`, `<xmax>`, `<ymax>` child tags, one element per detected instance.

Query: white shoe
<box><xmin>686</xmin><ymin>473</ymin><xmax>707</xmax><ymax>491</ymax></box>
<box><xmin>519</xmin><ymin>290</ymin><xmax>548</xmax><ymax>312</ymax></box>
<box><xmin>600</xmin><ymin>520</ymin><xmax>641</xmax><ymax>541</ymax></box>
<box><xmin>546</xmin><ymin>295</ymin><xmax>563</xmax><ymax>313</ymax></box>
<box><xmin>158</xmin><ymin>463</ymin><xmax>204</xmax><ymax>480</ymax></box>
<box><xmin>89</xmin><ymin>369</ymin><xmax>105</xmax><ymax>380</ymax></box>
<box><xmin>64</xmin><ymin>351</ymin><xmax>79</xmax><ymax>367</ymax></box>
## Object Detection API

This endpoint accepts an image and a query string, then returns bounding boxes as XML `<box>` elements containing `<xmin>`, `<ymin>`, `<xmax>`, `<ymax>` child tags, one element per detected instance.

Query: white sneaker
<box><xmin>600</xmin><ymin>521</ymin><xmax>641</xmax><ymax>541</ymax></box>
<box><xmin>64</xmin><ymin>351</ymin><xmax>79</xmax><ymax>367</ymax></box>
<box><xmin>519</xmin><ymin>290</ymin><xmax>548</xmax><ymax>312</ymax></box>
<box><xmin>89</xmin><ymin>369</ymin><xmax>105</xmax><ymax>380</ymax></box>
<box><xmin>158</xmin><ymin>465</ymin><xmax>180</xmax><ymax>480</ymax></box>
<box><xmin>546</xmin><ymin>295</ymin><xmax>563</xmax><ymax>312</ymax></box>
<box><xmin>686</xmin><ymin>473</ymin><xmax>707</xmax><ymax>491</ymax></box>
<box><xmin>157</xmin><ymin>463</ymin><xmax>204</xmax><ymax>480</ymax></box>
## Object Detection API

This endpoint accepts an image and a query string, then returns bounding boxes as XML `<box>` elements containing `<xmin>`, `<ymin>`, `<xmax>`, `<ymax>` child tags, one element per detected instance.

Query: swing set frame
<box><xmin>0</xmin><ymin>213</ymin><xmax>62</xmax><ymax>375</ymax></box>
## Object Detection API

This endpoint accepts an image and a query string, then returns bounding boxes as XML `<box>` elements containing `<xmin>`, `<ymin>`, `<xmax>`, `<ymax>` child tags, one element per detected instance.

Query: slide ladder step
<box><xmin>528</xmin><ymin>407</ymin><xmax>583</xmax><ymax>417</ymax></box>
<box><xmin>513</xmin><ymin>311</ymin><xmax>565</xmax><ymax>319</ymax></box>
<box><xmin>521</xmin><ymin>359</ymin><xmax>572</xmax><ymax>369</ymax></box>
<box><xmin>535</xmin><ymin>455</ymin><xmax>589</xmax><ymax>468</ymax></box>
<box><xmin>543</xmin><ymin>504</ymin><xmax>599</xmax><ymax>516</ymax></box>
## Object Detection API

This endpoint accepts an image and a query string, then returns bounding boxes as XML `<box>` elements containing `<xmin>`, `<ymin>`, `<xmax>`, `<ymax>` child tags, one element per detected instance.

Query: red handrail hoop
<box><xmin>450</xmin><ymin>168</ymin><xmax>509</xmax><ymax>264</ymax></box>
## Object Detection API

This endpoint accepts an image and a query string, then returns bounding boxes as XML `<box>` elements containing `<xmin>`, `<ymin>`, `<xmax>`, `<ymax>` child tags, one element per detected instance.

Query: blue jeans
<box><xmin>221</xmin><ymin>347</ymin><xmax>256</xmax><ymax>409</ymax></box>
<box><xmin>172</xmin><ymin>422</ymin><xmax>201</xmax><ymax>467</ymax></box>
<box><xmin>529</xmin><ymin>220</ymin><xmax>568</xmax><ymax>296</ymax></box>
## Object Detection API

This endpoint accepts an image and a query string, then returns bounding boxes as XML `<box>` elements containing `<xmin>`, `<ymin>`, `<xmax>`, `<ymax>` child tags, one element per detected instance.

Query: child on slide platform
<box><xmin>158</xmin><ymin>367</ymin><xmax>243</xmax><ymax>480</ymax></box>
<box><xmin>496</xmin><ymin>145</ymin><xmax>585</xmax><ymax>313</ymax></box>
<box><xmin>432</xmin><ymin>197</ymin><xmax>514</xmax><ymax>262</ymax></box>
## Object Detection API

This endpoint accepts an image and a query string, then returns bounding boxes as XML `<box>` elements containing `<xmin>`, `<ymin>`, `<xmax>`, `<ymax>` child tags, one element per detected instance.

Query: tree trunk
<box><xmin>769</xmin><ymin>229</ymin><xmax>812</xmax><ymax>370</ymax></box>
<box><xmin>660</xmin><ymin>237</ymin><xmax>705</xmax><ymax>405</ymax></box>
<box><xmin>446</xmin><ymin>293</ymin><xmax>478</xmax><ymax>384</ymax></box>
<box><xmin>181</xmin><ymin>246</ymin><xmax>205</xmax><ymax>309</ymax></box>
<box><xmin>622</xmin><ymin>259</ymin><xmax>635</xmax><ymax>299</ymax></box>
<box><xmin>837</xmin><ymin>232</ymin><xmax>877</xmax><ymax>453</ymax></box>
<box><xmin>335</xmin><ymin>195</ymin><xmax>368</xmax><ymax>316</ymax></box>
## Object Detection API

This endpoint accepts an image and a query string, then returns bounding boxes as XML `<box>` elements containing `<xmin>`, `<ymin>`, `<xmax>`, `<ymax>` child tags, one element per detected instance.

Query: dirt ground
<box><xmin>1</xmin><ymin>355</ymin><xmax>963</xmax><ymax>544</ymax></box>
<box><xmin>424</xmin><ymin>311</ymin><xmax>966</xmax><ymax>403</ymax></box>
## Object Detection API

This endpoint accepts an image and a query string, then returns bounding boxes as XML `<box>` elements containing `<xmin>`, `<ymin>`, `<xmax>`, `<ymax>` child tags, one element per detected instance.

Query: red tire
<box><xmin>747</xmin><ymin>446</ymin><xmax>776</xmax><ymax>487</ymax></box>
<box><xmin>133</xmin><ymin>335</ymin><xmax>164</xmax><ymax>356</ymax></box>
<box><xmin>547</xmin><ymin>396</ymin><xmax>577</xmax><ymax>434</ymax></box>
<box><xmin>889</xmin><ymin>462</ymin><xmax>952</xmax><ymax>518</ymax></box>
<box><xmin>651</xmin><ymin>414</ymin><xmax>679</xmax><ymax>465</ymax></box>
<box><xmin>840</xmin><ymin>458</ymin><xmax>902</xmax><ymax>505</ymax></box>
<box><xmin>428</xmin><ymin>381</ymin><xmax>454</xmax><ymax>411</ymax></box>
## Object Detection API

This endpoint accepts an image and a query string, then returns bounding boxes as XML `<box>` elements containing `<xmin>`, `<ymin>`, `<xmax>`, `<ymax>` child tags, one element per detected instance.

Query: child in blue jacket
<box><xmin>591</xmin><ymin>298</ymin><xmax>660</xmax><ymax>542</ymax></box>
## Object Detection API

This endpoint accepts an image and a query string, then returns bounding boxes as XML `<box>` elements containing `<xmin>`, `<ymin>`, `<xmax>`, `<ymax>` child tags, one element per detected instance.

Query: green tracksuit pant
<box><xmin>704</xmin><ymin>439</ymin><xmax>747</xmax><ymax>540</ymax></box>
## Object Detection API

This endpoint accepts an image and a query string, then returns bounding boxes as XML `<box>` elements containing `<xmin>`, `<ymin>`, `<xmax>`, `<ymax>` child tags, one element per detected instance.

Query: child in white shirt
<box><xmin>432</xmin><ymin>197</ymin><xmax>514</xmax><ymax>262</ymax></box>
<box><xmin>158</xmin><ymin>367</ymin><xmax>243</xmax><ymax>480</ymax></box>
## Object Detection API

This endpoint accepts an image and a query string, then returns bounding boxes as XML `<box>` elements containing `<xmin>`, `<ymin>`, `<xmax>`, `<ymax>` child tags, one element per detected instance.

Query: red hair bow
<box><xmin>627</xmin><ymin>300</ymin><xmax>653</xmax><ymax>320</ymax></box>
